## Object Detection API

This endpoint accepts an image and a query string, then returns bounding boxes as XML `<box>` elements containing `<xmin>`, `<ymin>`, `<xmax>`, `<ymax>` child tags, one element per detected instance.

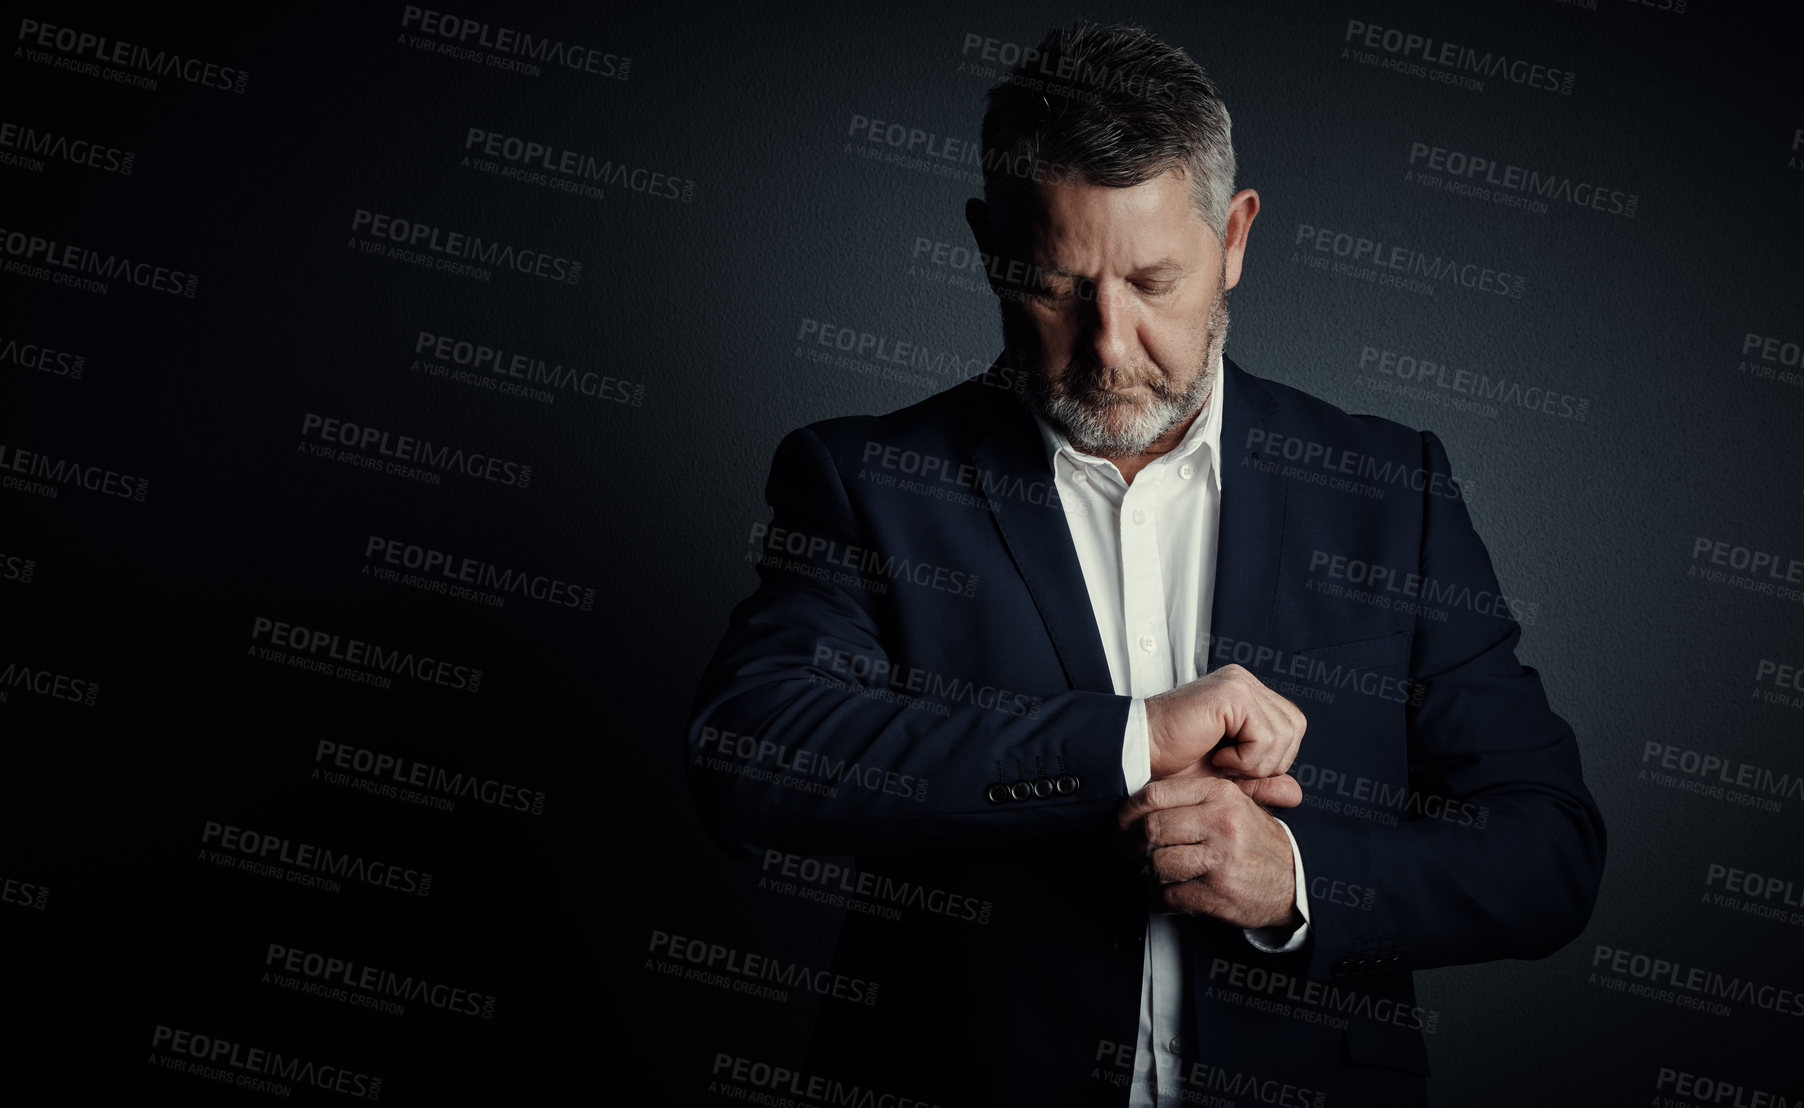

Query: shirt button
<box><xmin>1132</xmin><ymin>508</ymin><xmax>1146</xmax><ymax>525</ymax></box>
<box><xmin>1179</xmin><ymin>463</ymin><xmax>1195</xmax><ymax>480</ymax></box>
<box><xmin>1139</xmin><ymin>634</ymin><xmax>1157</xmax><ymax>653</ymax></box>
<box><xmin>1168</xmin><ymin>1036</ymin><xmax>1183</xmax><ymax>1054</ymax></box>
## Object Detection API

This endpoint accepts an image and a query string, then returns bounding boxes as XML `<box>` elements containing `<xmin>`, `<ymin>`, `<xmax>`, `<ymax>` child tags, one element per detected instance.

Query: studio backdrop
<box><xmin>2</xmin><ymin>1</ymin><xmax>1800</xmax><ymax>1104</ymax></box>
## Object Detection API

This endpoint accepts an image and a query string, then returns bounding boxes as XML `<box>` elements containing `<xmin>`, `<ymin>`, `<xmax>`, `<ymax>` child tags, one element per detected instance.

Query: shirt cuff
<box><xmin>1243</xmin><ymin>818</ymin><xmax>1311</xmax><ymax>953</ymax></box>
<box><xmin>1122</xmin><ymin>697</ymin><xmax>1152</xmax><ymax>794</ymax></box>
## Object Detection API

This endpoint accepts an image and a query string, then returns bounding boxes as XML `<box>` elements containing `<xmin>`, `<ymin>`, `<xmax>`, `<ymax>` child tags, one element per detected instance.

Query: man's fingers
<box><xmin>1117</xmin><ymin>774</ymin><xmax>1234</xmax><ymax>831</ymax></box>
<box><xmin>1210</xmin><ymin>740</ymin><xmax>1278</xmax><ymax>778</ymax></box>
<box><xmin>1155</xmin><ymin>876</ymin><xmax>1229</xmax><ymax>919</ymax></box>
<box><xmin>1149</xmin><ymin>663</ymin><xmax>1304</xmax><ymax>779</ymax></box>
<box><xmin>1148</xmin><ymin>842</ymin><xmax>1214</xmax><ymax>886</ymax></box>
<box><xmin>1233</xmin><ymin>774</ymin><xmax>1302</xmax><ymax>809</ymax></box>
<box><xmin>1187</xmin><ymin>676</ymin><xmax>1304</xmax><ymax>783</ymax></box>
<box><xmin>1143</xmin><ymin>803</ymin><xmax>1217</xmax><ymax>850</ymax></box>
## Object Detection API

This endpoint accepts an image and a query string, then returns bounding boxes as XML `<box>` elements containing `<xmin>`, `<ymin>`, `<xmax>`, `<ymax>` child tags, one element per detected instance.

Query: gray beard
<box><xmin>1024</xmin><ymin>288</ymin><xmax>1229</xmax><ymax>458</ymax></box>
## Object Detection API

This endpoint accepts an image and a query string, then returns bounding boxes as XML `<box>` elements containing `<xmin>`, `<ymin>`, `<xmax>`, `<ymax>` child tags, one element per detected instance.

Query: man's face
<box><xmin>980</xmin><ymin>169</ymin><xmax>1248</xmax><ymax>458</ymax></box>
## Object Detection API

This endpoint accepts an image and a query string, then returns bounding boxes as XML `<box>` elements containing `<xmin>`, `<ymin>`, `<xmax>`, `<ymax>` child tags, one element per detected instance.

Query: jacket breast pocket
<box><xmin>1278</xmin><ymin>630</ymin><xmax>1416</xmax><ymax>761</ymax></box>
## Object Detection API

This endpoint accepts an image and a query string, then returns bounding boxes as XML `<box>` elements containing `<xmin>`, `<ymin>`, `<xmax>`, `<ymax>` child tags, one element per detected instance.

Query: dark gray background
<box><xmin>3</xmin><ymin>0</ymin><xmax>1800</xmax><ymax>1103</ymax></box>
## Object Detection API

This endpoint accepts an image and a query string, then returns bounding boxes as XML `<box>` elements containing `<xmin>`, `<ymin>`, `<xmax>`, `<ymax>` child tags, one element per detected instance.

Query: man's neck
<box><xmin>1081</xmin><ymin>389</ymin><xmax>1211</xmax><ymax>486</ymax></box>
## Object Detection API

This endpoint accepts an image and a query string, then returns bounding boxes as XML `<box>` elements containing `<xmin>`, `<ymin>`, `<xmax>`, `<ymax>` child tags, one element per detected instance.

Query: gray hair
<box><xmin>980</xmin><ymin>22</ymin><xmax>1236</xmax><ymax>241</ymax></box>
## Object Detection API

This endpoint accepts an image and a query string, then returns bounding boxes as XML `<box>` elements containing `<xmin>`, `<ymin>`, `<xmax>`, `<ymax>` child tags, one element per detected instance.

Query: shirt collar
<box><xmin>1028</xmin><ymin>352</ymin><xmax>1225</xmax><ymax>493</ymax></box>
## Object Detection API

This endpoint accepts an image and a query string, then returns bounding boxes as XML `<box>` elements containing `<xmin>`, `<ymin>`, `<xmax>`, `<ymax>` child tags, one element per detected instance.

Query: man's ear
<box><xmin>1221</xmin><ymin>188</ymin><xmax>1260</xmax><ymax>292</ymax></box>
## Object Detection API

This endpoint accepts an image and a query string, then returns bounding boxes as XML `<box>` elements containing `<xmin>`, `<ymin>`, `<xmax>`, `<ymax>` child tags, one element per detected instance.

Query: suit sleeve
<box><xmin>685</xmin><ymin>425</ymin><xmax>1133</xmax><ymax>859</ymax></box>
<box><xmin>1281</xmin><ymin>429</ymin><xmax>1607</xmax><ymax>978</ymax></box>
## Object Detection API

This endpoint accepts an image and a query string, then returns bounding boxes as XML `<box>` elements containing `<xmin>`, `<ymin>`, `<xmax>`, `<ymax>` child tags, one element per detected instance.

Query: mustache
<box><xmin>1056</xmin><ymin>362</ymin><xmax>1171</xmax><ymax>399</ymax></box>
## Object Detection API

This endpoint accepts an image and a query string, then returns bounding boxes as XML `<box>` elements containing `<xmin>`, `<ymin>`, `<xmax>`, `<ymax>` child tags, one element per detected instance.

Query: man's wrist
<box><xmin>1245</xmin><ymin>818</ymin><xmax>1311</xmax><ymax>952</ymax></box>
<box><xmin>1144</xmin><ymin>694</ymin><xmax>1172</xmax><ymax>778</ymax></box>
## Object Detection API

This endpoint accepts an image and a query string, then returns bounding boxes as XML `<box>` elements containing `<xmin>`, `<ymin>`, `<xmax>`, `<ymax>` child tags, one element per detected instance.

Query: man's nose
<box><xmin>1082</xmin><ymin>282</ymin><xmax>1135</xmax><ymax>367</ymax></box>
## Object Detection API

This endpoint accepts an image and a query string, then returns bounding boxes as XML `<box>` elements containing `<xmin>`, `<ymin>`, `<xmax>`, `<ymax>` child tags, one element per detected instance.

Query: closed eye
<box><xmin>1029</xmin><ymin>285</ymin><xmax>1072</xmax><ymax>302</ymax></box>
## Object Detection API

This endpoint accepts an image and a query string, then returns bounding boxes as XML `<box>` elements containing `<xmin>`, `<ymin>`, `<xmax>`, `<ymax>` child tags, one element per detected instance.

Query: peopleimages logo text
<box><xmin>0</xmin><ymin>225</ymin><xmax>198</xmax><ymax>296</ymax></box>
<box><xmin>251</xmin><ymin>616</ymin><xmax>483</xmax><ymax>694</ymax></box>
<box><xmin>350</xmin><ymin>209</ymin><xmax>581</xmax><ymax>284</ymax></box>
<box><xmin>1295</xmin><ymin>222</ymin><xmax>1523</xmax><ymax>297</ymax></box>
<box><xmin>150</xmin><ymin>1025</ymin><xmax>379</xmax><ymax>1099</ymax></box>
<box><xmin>1344</xmin><ymin>19</ymin><xmax>1574</xmax><ymax>94</ymax></box>
<box><xmin>16</xmin><ymin>19</ymin><xmax>249</xmax><ymax>93</ymax></box>
<box><xmin>399</xmin><ymin>6</ymin><xmax>630</xmax><ymax>78</ymax></box>
<box><xmin>300</xmin><ymin>413</ymin><xmax>531</xmax><ymax>488</ymax></box>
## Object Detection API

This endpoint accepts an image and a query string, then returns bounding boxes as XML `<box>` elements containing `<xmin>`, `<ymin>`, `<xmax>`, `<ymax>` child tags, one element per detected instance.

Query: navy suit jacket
<box><xmin>687</xmin><ymin>356</ymin><xmax>1606</xmax><ymax>1106</ymax></box>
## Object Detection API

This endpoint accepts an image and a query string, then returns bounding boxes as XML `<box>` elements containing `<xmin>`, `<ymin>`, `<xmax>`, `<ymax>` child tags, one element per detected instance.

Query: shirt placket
<box><xmin>1115</xmin><ymin>460</ymin><xmax>1187</xmax><ymax>1106</ymax></box>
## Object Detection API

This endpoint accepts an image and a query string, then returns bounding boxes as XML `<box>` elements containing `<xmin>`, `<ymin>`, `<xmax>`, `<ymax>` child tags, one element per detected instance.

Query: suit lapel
<box><xmin>1193</xmin><ymin>357</ymin><xmax>1295</xmax><ymax>1064</ymax></box>
<box><xmin>966</xmin><ymin>384</ymin><xmax>1116</xmax><ymax>696</ymax></box>
<box><xmin>966</xmin><ymin>356</ymin><xmax>1292</xmax><ymax>694</ymax></box>
<box><xmin>1207</xmin><ymin>357</ymin><xmax>1288</xmax><ymax>668</ymax></box>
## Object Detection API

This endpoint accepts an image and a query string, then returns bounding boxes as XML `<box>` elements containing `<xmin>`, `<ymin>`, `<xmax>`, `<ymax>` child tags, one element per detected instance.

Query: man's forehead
<box><xmin>1038</xmin><ymin>255</ymin><xmax>1190</xmax><ymax>277</ymax></box>
<box><xmin>1016</xmin><ymin>204</ymin><xmax>1212</xmax><ymax>274</ymax></box>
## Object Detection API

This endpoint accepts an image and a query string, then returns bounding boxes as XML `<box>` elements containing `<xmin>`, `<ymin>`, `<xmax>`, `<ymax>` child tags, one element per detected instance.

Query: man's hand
<box><xmin>1117</xmin><ymin>775</ymin><xmax>1302</xmax><ymax>930</ymax></box>
<box><xmin>1118</xmin><ymin>666</ymin><xmax>1307</xmax><ymax>929</ymax></box>
<box><xmin>1145</xmin><ymin>664</ymin><xmax>1305</xmax><ymax>806</ymax></box>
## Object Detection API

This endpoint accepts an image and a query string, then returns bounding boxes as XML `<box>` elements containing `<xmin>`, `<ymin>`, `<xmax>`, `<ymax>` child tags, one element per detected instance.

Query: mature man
<box><xmin>688</xmin><ymin>22</ymin><xmax>1604</xmax><ymax>1107</ymax></box>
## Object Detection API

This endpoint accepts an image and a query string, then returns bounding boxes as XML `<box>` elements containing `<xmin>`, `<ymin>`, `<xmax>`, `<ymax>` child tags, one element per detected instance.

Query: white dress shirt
<box><xmin>1029</xmin><ymin>359</ymin><xmax>1311</xmax><ymax>1107</ymax></box>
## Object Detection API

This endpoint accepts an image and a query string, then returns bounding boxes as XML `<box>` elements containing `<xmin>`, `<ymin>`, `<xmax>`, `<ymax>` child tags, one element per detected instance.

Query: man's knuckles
<box><xmin>1148</xmin><ymin>844</ymin><xmax>1206</xmax><ymax>884</ymax></box>
<box><xmin>1143</xmin><ymin>773</ymin><xmax>1233</xmax><ymax>812</ymax></box>
<box><xmin>1144</xmin><ymin>805</ymin><xmax>1223</xmax><ymax>848</ymax></box>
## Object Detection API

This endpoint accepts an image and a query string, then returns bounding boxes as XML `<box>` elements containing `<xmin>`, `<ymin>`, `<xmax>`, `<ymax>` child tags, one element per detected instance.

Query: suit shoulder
<box><xmin>1249</xmin><ymin>366</ymin><xmax>1430</xmax><ymax>463</ymax></box>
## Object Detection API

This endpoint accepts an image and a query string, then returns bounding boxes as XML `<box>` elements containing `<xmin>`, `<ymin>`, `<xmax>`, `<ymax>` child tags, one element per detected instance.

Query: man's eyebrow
<box><xmin>1033</xmin><ymin>259</ymin><xmax>1189</xmax><ymax>278</ymax></box>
